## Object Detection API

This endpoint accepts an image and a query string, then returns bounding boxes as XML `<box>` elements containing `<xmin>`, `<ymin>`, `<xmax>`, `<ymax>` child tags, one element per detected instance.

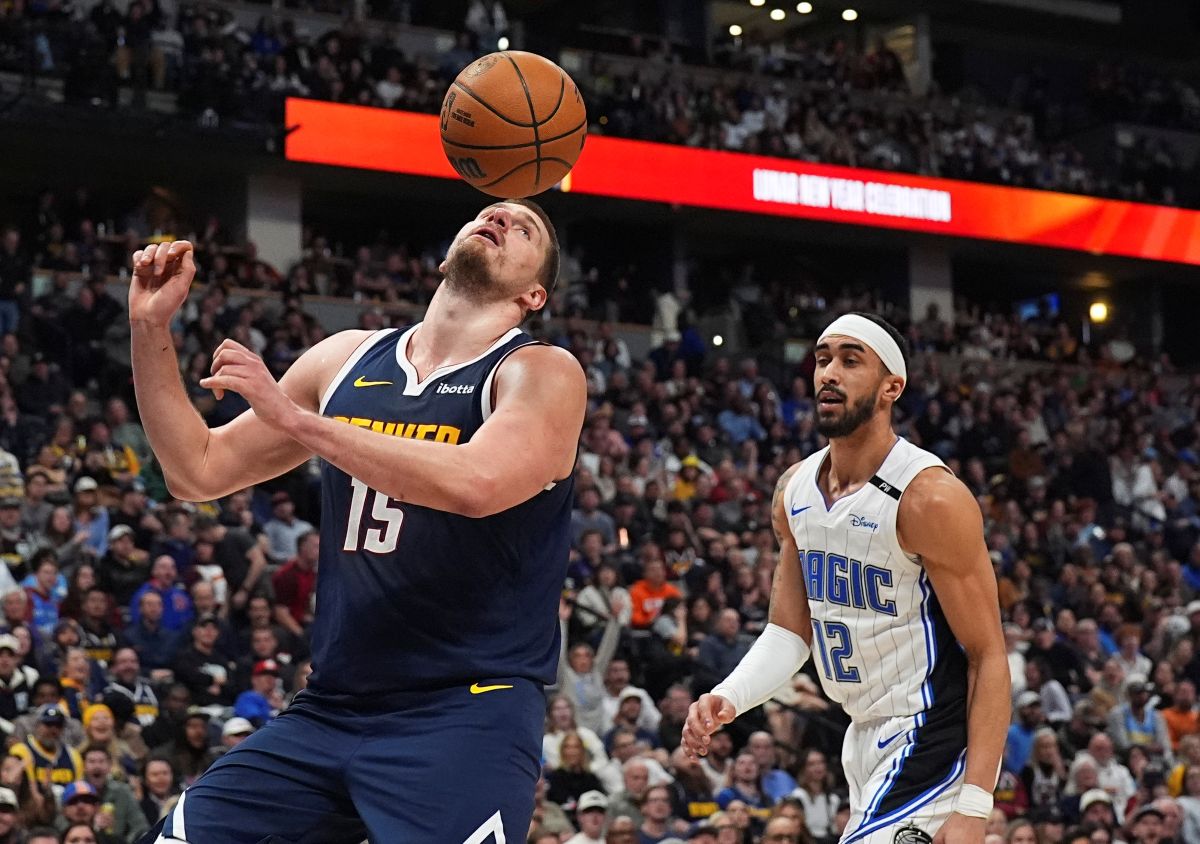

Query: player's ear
<box><xmin>520</xmin><ymin>285</ymin><xmax>547</xmax><ymax>313</ymax></box>
<box><xmin>438</xmin><ymin>258</ymin><xmax>448</xmax><ymax>275</ymax></box>
<box><xmin>882</xmin><ymin>375</ymin><xmax>905</xmax><ymax>403</ymax></box>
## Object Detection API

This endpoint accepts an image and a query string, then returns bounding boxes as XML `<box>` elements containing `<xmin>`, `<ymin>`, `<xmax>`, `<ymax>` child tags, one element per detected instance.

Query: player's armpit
<box><xmin>767</xmin><ymin>461</ymin><xmax>811</xmax><ymax>641</ymax></box>
<box><xmin>179</xmin><ymin>330</ymin><xmax>374</xmax><ymax>501</ymax></box>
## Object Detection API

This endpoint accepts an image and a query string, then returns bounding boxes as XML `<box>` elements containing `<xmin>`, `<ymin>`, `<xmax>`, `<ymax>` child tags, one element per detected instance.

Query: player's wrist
<box><xmin>953</xmin><ymin>784</ymin><xmax>993</xmax><ymax>819</ymax></box>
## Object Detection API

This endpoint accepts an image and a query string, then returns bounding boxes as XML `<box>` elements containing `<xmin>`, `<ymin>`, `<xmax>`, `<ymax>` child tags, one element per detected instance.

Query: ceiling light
<box><xmin>729</xmin><ymin>24</ymin><xmax>743</xmax><ymax>36</ymax></box>
<box><xmin>797</xmin><ymin>1</ymin><xmax>813</xmax><ymax>11</ymax></box>
<box><xmin>770</xmin><ymin>8</ymin><xmax>786</xmax><ymax>20</ymax></box>
<box><xmin>497</xmin><ymin>36</ymin><xmax>509</xmax><ymax>50</ymax></box>
<box><xmin>1089</xmin><ymin>302</ymin><xmax>1109</xmax><ymax>323</ymax></box>
<box><xmin>750</xmin><ymin>0</ymin><xmax>766</xmax><ymax>6</ymax></box>
<box><xmin>842</xmin><ymin>8</ymin><xmax>858</xmax><ymax>20</ymax></box>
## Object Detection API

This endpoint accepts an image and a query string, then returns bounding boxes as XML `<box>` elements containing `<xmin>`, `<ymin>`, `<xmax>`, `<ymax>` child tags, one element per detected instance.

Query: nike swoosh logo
<box><xmin>469</xmin><ymin>683</ymin><xmax>514</xmax><ymax>695</ymax></box>
<box><xmin>877</xmin><ymin>730</ymin><xmax>903</xmax><ymax>749</ymax></box>
<box><xmin>354</xmin><ymin>376</ymin><xmax>393</xmax><ymax>388</ymax></box>
<box><xmin>791</xmin><ymin>505</ymin><xmax>811</xmax><ymax>516</ymax></box>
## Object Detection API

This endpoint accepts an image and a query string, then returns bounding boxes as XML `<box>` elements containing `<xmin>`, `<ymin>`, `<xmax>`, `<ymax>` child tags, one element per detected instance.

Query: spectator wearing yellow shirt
<box><xmin>9</xmin><ymin>704</ymin><xmax>84</xmax><ymax>789</ymax></box>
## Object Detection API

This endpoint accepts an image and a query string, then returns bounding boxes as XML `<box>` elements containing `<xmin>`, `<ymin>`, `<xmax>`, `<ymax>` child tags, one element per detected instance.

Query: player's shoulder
<box><xmin>494</xmin><ymin>341</ymin><xmax>585</xmax><ymax>388</ymax></box>
<box><xmin>899</xmin><ymin>466</ymin><xmax>978</xmax><ymax>526</ymax></box>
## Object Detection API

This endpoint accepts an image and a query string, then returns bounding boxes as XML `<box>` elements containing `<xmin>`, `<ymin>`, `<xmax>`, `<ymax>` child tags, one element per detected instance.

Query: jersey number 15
<box><xmin>344</xmin><ymin>477</ymin><xmax>405</xmax><ymax>554</ymax></box>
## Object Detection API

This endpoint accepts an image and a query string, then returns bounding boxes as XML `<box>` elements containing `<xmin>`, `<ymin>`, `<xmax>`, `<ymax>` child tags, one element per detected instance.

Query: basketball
<box><xmin>440</xmin><ymin>51</ymin><xmax>587</xmax><ymax>198</ymax></box>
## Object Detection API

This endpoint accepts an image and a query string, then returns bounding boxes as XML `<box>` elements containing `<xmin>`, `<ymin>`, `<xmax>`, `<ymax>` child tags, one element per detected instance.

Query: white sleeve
<box><xmin>710</xmin><ymin>623</ymin><xmax>812</xmax><ymax>716</ymax></box>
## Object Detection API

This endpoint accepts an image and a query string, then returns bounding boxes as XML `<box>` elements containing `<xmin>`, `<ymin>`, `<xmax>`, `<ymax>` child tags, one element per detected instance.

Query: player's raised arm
<box><xmin>129</xmin><ymin>241</ymin><xmax>367</xmax><ymax>501</ymax></box>
<box><xmin>247</xmin><ymin>342</ymin><xmax>587</xmax><ymax>518</ymax></box>
<box><xmin>898</xmin><ymin>469</ymin><xmax>1010</xmax><ymax>843</ymax></box>
<box><xmin>681</xmin><ymin>461</ymin><xmax>812</xmax><ymax>759</ymax></box>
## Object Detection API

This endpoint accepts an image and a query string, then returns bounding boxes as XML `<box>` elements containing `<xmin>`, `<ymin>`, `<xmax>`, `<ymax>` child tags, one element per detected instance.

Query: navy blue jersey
<box><xmin>307</xmin><ymin>325</ymin><xmax>574</xmax><ymax>698</ymax></box>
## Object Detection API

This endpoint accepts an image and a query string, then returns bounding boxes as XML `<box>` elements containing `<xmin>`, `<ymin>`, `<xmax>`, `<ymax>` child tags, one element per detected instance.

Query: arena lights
<box><xmin>843</xmin><ymin>8</ymin><xmax>858</xmax><ymax>20</ymax></box>
<box><xmin>797</xmin><ymin>2</ymin><xmax>814</xmax><ymax>12</ymax></box>
<box><xmin>729</xmin><ymin>24</ymin><xmax>744</xmax><ymax>36</ymax></box>
<box><xmin>770</xmin><ymin>8</ymin><xmax>786</xmax><ymax>20</ymax></box>
<box><xmin>713</xmin><ymin>335</ymin><xmax>725</xmax><ymax>347</ymax></box>
<box><xmin>1089</xmin><ymin>302</ymin><xmax>1110</xmax><ymax>323</ymax></box>
<box><xmin>750</xmin><ymin>0</ymin><xmax>766</xmax><ymax>6</ymax></box>
<box><xmin>284</xmin><ymin>99</ymin><xmax>1200</xmax><ymax>267</ymax></box>
<box><xmin>497</xmin><ymin>36</ymin><xmax>509</xmax><ymax>50</ymax></box>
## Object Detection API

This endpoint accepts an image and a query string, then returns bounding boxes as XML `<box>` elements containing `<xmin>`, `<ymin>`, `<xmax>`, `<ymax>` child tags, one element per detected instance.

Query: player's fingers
<box><xmin>716</xmin><ymin>699</ymin><xmax>736</xmax><ymax>724</ymax></box>
<box><xmin>210</xmin><ymin>347</ymin><xmax>251</xmax><ymax>374</ymax></box>
<box><xmin>132</xmin><ymin>250</ymin><xmax>144</xmax><ymax>268</ymax></box>
<box><xmin>152</xmin><ymin>241</ymin><xmax>172</xmax><ymax>278</ymax></box>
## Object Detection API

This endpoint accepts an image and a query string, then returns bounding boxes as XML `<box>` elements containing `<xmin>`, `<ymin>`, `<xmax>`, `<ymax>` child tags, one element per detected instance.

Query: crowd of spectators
<box><xmin>0</xmin><ymin>2</ymin><xmax>1196</xmax><ymax>207</ymax></box>
<box><xmin>0</xmin><ymin>178</ymin><xmax>1197</xmax><ymax>844</ymax></box>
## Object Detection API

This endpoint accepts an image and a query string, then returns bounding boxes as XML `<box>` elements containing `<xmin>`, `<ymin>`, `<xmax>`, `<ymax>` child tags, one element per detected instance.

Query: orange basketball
<box><xmin>440</xmin><ymin>51</ymin><xmax>587</xmax><ymax>198</ymax></box>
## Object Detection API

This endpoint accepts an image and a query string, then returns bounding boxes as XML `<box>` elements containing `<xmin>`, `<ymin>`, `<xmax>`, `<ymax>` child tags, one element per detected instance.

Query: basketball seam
<box><xmin>479</xmin><ymin>157</ymin><xmax>575</xmax><ymax>189</ymax></box>
<box><xmin>504</xmin><ymin>52</ymin><xmax>542</xmax><ymax>188</ymax></box>
<box><xmin>441</xmin><ymin>117</ymin><xmax>587</xmax><ymax>151</ymax></box>
<box><xmin>540</xmin><ymin>73</ymin><xmax>566</xmax><ymax>126</ymax></box>
<box><xmin>452</xmin><ymin>79</ymin><xmax>536</xmax><ymax>128</ymax></box>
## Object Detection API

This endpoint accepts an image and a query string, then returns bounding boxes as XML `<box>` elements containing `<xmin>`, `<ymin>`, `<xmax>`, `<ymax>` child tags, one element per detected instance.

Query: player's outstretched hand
<box><xmin>200</xmin><ymin>338</ymin><xmax>298</xmax><ymax>428</ymax></box>
<box><xmin>681</xmin><ymin>693</ymin><xmax>735</xmax><ymax>760</ymax></box>
<box><xmin>129</xmin><ymin>240</ymin><xmax>196</xmax><ymax>328</ymax></box>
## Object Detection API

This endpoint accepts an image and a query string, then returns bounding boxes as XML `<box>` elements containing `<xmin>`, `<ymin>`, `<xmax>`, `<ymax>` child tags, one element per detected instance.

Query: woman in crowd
<box><xmin>542</xmin><ymin>695</ymin><xmax>607</xmax><ymax>774</ymax></box>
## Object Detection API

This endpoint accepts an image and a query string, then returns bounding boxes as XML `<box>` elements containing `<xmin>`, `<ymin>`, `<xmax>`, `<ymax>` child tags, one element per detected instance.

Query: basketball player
<box><xmin>128</xmin><ymin>200</ymin><xmax>586</xmax><ymax>843</ymax></box>
<box><xmin>682</xmin><ymin>313</ymin><xmax>1009</xmax><ymax>844</ymax></box>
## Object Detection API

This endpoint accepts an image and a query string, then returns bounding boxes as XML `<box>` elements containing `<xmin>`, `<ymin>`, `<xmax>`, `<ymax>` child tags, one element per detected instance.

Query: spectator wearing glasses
<box><xmin>636</xmin><ymin>785</ymin><xmax>673</xmax><ymax>844</ymax></box>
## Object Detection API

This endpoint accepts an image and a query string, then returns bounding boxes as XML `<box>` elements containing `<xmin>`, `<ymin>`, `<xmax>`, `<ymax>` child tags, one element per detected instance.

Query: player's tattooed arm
<box><xmin>770</xmin><ymin>462</ymin><xmax>802</xmax><ymax>545</ymax></box>
<box><xmin>767</xmin><ymin>461</ymin><xmax>811</xmax><ymax>641</ymax></box>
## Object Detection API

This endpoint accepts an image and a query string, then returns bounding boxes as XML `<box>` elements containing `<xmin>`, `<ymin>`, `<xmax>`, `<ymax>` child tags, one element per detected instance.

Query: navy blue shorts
<box><xmin>139</xmin><ymin>679</ymin><xmax>544</xmax><ymax>844</ymax></box>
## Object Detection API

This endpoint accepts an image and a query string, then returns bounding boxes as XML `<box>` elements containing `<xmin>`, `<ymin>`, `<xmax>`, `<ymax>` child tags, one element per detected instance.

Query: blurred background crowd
<box><xmin>0</xmin><ymin>1</ymin><xmax>1196</xmax><ymax>844</ymax></box>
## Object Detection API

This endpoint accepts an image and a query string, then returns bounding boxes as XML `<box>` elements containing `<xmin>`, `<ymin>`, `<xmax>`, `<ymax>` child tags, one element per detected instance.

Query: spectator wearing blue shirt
<box><xmin>23</xmin><ymin>550</ymin><xmax>62</xmax><ymax>640</ymax></box>
<box><xmin>234</xmin><ymin>659</ymin><xmax>284</xmax><ymax>727</ymax></box>
<box><xmin>603</xmin><ymin>689</ymin><xmax>659</xmax><ymax>754</ymax></box>
<box><xmin>120</xmin><ymin>591</ymin><xmax>178</xmax><ymax>672</ymax></box>
<box><xmin>1006</xmin><ymin>690</ymin><xmax>1045</xmax><ymax>774</ymax></box>
<box><xmin>715</xmin><ymin>752</ymin><xmax>770</xmax><ymax>810</ymax></box>
<box><xmin>129</xmin><ymin>556</ymin><xmax>193</xmax><ymax>632</ymax></box>
<box><xmin>747</xmin><ymin>732</ymin><xmax>797</xmax><ymax>804</ymax></box>
<box><xmin>716</xmin><ymin>395</ymin><xmax>766</xmax><ymax>446</ymax></box>
<box><xmin>72</xmin><ymin>477</ymin><xmax>109</xmax><ymax>558</ymax></box>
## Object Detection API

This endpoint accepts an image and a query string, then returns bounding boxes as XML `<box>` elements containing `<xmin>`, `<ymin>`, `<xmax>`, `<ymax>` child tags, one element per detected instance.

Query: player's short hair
<box><xmin>500</xmin><ymin>198</ymin><xmax>559</xmax><ymax>299</ymax></box>
<box><xmin>846</xmin><ymin>311</ymin><xmax>909</xmax><ymax>376</ymax></box>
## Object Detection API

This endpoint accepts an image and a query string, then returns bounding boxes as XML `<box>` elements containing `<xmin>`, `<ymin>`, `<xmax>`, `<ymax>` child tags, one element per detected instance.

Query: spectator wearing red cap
<box><xmin>271</xmin><ymin>529</ymin><xmax>318</xmax><ymax>638</ymax></box>
<box><xmin>233</xmin><ymin>659</ymin><xmax>284</xmax><ymax>726</ymax></box>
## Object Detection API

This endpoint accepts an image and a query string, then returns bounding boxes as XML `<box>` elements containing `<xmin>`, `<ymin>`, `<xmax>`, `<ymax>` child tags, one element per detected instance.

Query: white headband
<box><xmin>817</xmin><ymin>314</ymin><xmax>907</xmax><ymax>384</ymax></box>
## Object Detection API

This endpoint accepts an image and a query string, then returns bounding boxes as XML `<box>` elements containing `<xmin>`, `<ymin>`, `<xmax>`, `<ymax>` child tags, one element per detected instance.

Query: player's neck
<box><xmin>824</xmin><ymin>417</ymin><xmax>897</xmax><ymax>495</ymax></box>
<box><xmin>411</xmin><ymin>288</ymin><xmax>520</xmax><ymax>378</ymax></box>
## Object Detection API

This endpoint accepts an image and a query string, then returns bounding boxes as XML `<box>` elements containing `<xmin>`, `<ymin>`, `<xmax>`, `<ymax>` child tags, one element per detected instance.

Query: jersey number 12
<box><xmin>811</xmin><ymin>619</ymin><xmax>861</xmax><ymax>683</ymax></box>
<box><xmin>344</xmin><ymin>477</ymin><xmax>405</xmax><ymax>553</ymax></box>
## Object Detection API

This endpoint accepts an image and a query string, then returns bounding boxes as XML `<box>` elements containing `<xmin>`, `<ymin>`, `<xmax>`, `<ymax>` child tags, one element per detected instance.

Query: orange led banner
<box><xmin>285</xmin><ymin>98</ymin><xmax>1200</xmax><ymax>266</ymax></box>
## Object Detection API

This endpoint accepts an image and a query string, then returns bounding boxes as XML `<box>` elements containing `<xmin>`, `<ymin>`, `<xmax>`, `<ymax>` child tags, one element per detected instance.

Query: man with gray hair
<box><xmin>606</xmin><ymin>759</ymin><xmax>650</xmax><ymax>827</ymax></box>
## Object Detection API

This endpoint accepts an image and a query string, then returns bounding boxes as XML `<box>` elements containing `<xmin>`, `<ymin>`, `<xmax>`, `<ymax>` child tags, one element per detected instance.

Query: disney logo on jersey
<box><xmin>436</xmin><ymin>383</ymin><xmax>476</xmax><ymax>395</ymax></box>
<box><xmin>849</xmin><ymin>514</ymin><xmax>879</xmax><ymax>531</ymax></box>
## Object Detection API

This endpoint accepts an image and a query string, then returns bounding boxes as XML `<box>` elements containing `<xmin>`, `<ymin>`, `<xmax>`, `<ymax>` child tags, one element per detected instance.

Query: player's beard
<box><xmin>816</xmin><ymin>389</ymin><xmax>878</xmax><ymax>438</ymax></box>
<box><xmin>442</xmin><ymin>238</ymin><xmax>501</xmax><ymax>301</ymax></box>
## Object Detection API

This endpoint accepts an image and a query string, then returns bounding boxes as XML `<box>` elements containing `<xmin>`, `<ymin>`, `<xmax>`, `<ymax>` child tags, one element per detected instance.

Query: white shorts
<box><xmin>837</xmin><ymin>711</ymin><xmax>968</xmax><ymax>844</ymax></box>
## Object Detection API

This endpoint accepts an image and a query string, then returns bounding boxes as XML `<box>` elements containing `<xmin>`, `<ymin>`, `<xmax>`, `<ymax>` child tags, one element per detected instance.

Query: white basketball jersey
<box><xmin>783</xmin><ymin>437</ymin><xmax>968</xmax><ymax>722</ymax></box>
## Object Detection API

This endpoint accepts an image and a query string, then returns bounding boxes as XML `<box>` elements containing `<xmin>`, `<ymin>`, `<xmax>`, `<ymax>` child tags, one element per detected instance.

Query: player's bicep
<box><xmin>196</xmin><ymin>330</ymin><xmax>374</xmax><ymax>499</ymax></box>
<box><xmin>467</xmin><ymin>345</ymin><xmax>586</xmax><ymax>503</ymax></box>
<box><xmin>902</xmin><ymin>473</ymin><xmax>1004</xmax><ymax>659</ymax></box>
<box><xmin>768</xmin><ymin>462</ymin><xmax>811</xmax><ymax>641</ymax></box>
